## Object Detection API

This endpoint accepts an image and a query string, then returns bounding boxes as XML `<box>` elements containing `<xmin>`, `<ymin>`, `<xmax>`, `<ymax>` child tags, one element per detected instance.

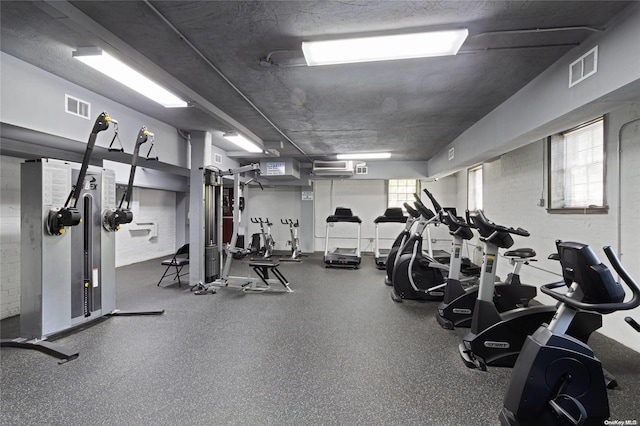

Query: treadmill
<box><xmin>324</xmin><ymin>207</ymin><xmax>362</xmax><ymax>268</ymax></box>
<box><xmin>373</xmin><ymin>207</ymin><xmax>408</xmax><ymax>269</ymax></box>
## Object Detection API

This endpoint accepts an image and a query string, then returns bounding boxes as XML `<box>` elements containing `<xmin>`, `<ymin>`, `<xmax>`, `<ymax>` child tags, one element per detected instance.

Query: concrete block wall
<box><xmin>0</xmin><ymin>156</ymin><xmax>22</xmax><ymax>319</ymax></box>
<box><xmin>115</xmin><ymin>187</ymin><xmax>177</xmax><ymax>267</ymax></box>
<box><xmin>477</xmin><ymin>104</ymin><xmax>640</xmax><ymax>352</ymax></box>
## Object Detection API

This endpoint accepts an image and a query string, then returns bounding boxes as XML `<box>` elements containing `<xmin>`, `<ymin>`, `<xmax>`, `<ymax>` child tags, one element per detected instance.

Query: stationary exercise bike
<box><xmin>390</xmin><ymin>196</ymin><xmax>448</xmax><ymax>302</ymax></box>
<box><xmin>280</xmin><ymin>218</ymin><xmax>301</xmax><ymax>262</ymax></box>
<box><xmin>459</xmin><ymin>210</ymin><xmax>601</xmax><ymax>370</ymax></box>
<box><xmin>421</xmin><ymin>189</ymin><xmax>537</xmax><ymax>329</ymax></box>
<box><xmin>384</xmin><ymin>202</ymin><xmax>421</xmax><ymax>285</ymax></box>
<box><xmin>500</xmin><ymin>241</ymin><xmax>640</xmax><ymax>426</ymax></box>
<box><xmin>250</xmin><ymin>217</ymin><xmax>275</xmax><ymax>259</ymax></box>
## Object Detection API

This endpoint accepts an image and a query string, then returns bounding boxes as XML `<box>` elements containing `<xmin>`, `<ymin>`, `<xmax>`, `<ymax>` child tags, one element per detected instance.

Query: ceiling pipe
<box><xmin>470</xmin><ymin>26</ymin><xmax>605</xmax><ymax>38</ymax></box>
<box><xmin>142</xmin><ymin>0</ymin><xmax>312</xmax><ymax>162</ymax></box>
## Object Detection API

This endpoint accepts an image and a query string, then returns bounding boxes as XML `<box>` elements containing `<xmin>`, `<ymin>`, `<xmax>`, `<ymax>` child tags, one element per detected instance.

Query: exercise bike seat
<box><xmin>504</xmin><ymin>248</ymin><xmax>536</xmax><ymax>259</ymax></box>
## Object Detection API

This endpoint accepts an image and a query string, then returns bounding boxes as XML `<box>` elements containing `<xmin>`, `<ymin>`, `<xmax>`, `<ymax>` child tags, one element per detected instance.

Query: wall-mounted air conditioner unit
<box><xmin>312</xmin><ymin>160</ymin><xmax>354</xmax><ymax>176</ymax></box>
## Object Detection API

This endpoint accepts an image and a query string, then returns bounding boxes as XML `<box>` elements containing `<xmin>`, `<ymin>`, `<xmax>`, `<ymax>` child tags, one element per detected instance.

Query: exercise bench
<box><xmin>249</xmin><ymin>259</ymin><xmax>292</xmax><ymax>292</ymax></box>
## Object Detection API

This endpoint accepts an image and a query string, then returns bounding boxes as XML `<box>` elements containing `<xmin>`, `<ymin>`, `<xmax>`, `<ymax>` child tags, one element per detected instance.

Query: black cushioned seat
<box><xmin>504</xmin><ymin>248</ymin><xmax>536</xmax><ymax>258</ymax></box>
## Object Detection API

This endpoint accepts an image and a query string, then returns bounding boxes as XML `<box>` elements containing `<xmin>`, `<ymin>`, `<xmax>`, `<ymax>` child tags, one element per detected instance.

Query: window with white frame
<box><xmin>468</xmin><ymin>165</ymin><xmax>483</xmax><ymax>211</ymax></box>
<box><xmin>549</xmin><ymin>117</ymin><xmax>606</xmax><ymax>212</ymax></box>
<box><xmin>388</xmin><ymin>179</ymin><xmax>418</xmax><ymax>211</ymax></box>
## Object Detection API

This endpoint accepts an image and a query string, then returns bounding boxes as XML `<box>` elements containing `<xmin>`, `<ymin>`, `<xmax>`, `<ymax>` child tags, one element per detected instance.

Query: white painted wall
<box><xmin>0</xmin><ymin>52</ymin><xmax>187</xmax><ymax>169</ymax></box>
<box><xmin>468</xmin><ymin>104</ymin><xmax>640</xmax><ymax>352</ymax></box>
<box><xmin>246</xmin><ymin>186</ymin><xmax>304</xmax><ymax>253</ymax></box>
<box><xmin>115</xmin><ymin>187</ymin><xmax>177</xmax><ymax>267</ymax></box>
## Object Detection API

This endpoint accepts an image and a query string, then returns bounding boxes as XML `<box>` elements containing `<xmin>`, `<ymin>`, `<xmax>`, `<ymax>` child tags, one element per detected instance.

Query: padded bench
<box><xmin>249</xmin><ymin>260</ymin><xmax>291</xmax><ymax>291</ymax></box>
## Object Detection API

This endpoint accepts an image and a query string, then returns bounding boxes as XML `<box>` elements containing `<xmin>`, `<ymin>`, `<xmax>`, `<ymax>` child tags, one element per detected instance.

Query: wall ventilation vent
<box><xmin>355</xmin><ymin>165</ymin><xmax>368</xmax><ymax>175</ymax></box>
<box><xmin>312</xmin><ymin>160</ymin><xmax>354</xmax><ymax>176</ymax></box>
<box><xmin>65</xmin><ymin>94</ymin><xmax>90</xmax><ymax>119</ymax></box>
<box><xmin>569</xmin><ymin>46</ymin><xmax>598</xmax><ymax>88</ymax></box>
<box><xmin>448</xmin><ymin>147</ymin><xmax>455</xmax><ymax>161</ymax></box>
<box><xmin>213</xmin><ymin>153</ymin><xmax>222</xmax><ymax>164</ymax></box>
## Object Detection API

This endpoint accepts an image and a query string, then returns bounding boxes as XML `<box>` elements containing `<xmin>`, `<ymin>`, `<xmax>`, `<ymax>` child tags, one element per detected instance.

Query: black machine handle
<box><xmin>412</xmin><ymin>193</ymin><xmax>436</xmax><ymax>220</ymax></box>
<box><xmin>626</xmin><ymin>317</ymin><xmax>640</xmax><ymax>333</ymax></box>
<box><xmin>443</xmin><ymin>207</ymin><xmax>470</xmax><ymax>229</ymax></box>
<box><xmin>469</xmin><ymin>209</ymin><xmax>530</xmax><ymax>237</ymax></box>
<box><xmin>281</xmin><ymin>218</ymin><xmax>299</xmax><ymax>227</ymax></box>
<box><xmin>46</xmin><ymin>112</ymin><xmax>112</xmax><ymax>236</ymax></box>
<box><xmin>103</xmin><ymin>126</ymin><xmax>153</xmax><ymax>232</ymax></box>
<box><xmin>541</xmin><ymin>246</ymin><xmax>640</xmax><ymax>313</ymax></box>
<box><xmin>423</xmin><ymin>188</ymin><xmax>442</xmax><ymax>213</ymax></box>
<box><xmin>250</xmin><ymin>217</ymin><xmax>262</xmax><ymax>224</ymax></box>
<box><xmin>68</xmin><ymin>112</ymin><xmax>112</xmax><ymax>209</ymax></box>
<box><xmin>403</xmin><ymin>202</ymin><xmax>420</xmax><ymax>219</ymax></box>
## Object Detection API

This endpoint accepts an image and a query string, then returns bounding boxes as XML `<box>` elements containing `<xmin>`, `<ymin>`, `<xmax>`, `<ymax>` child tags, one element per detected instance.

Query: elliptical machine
<box><xmin>390</xmin><ymin>195</ymin><xmax>447</xmax><ymax>302</ymax></box>
<box><xmin>500</xmin><ymin>241</ymin><xmax>640</xmax><ymax>426</ymax></box>
<box><xmin>384</xmin><ymin>202</ymin><xmax>421</xmax><ymax>285</ymax></box>
<box><xmin>421</xmin><ymin>188</ymin><xmax>537</xmax><ymax>329</ymax></box>
<box><xmin>459</xmin><ymin>210</ymin><xmax>601</xmax><ymax>370</ymax></box>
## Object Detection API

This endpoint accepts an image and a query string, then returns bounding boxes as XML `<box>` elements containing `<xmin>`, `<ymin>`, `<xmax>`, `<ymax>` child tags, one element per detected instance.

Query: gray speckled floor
<box><xmin>2</xmin><ymin>252</ymin><xmax>639</xmax><ymax>426</ymax></box>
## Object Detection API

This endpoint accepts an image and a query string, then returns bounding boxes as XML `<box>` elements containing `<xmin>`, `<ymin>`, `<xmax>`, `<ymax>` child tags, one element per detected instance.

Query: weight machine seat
<box><xmin>157</xmin><ymin>244</ymin><xmax>189</xmax><ymax>287</ymax></box>
<box><xmin>326</xmin><ymin>207</ymin><xmax>362</xmax><ymax>223</ymax></box>
<box><xmin>249</xmin><ymin>260</ymin><xmax>291</xmax><ymax>290</ymax></box>
<box><xmin>503</xmin><ymin>248</ymin><xmax>536</xmax><ymax>259</ymax></box>
<box><xmin>374</xmin><ymin>207</ymin><xmax>408</xmax><ymax>224</ymax></box>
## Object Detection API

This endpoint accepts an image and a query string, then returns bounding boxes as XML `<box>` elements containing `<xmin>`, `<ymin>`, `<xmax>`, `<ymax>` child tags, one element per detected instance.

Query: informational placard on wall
<box><xmin>266</xmin><ymin>162</ymin><xmax>286</xmax><ymax>176</ymax></box>
<box><xmin>301</xmin><ymin>191</ymin><xmax>313</xmax><ymax>201</ymax></box>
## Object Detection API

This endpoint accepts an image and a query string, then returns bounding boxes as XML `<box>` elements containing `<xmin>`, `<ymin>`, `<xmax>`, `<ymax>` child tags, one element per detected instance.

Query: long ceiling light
<box><xmin>73</xmin><ymin>47</ymin><xmax>188</xmax><ymax>108</ymax></box>
<box><xmin>337</xmin><ymin>153</ymin><xmax>391</xmax><ymax>160</ymax></box>
<box><xmin>223</xmin><ymin>132</ymin><xmax>264</xmax><ymax>153</ymax></box>
<box><xmin>302</xmin><ymin>29</ymin><xmax>469</xmax><ymax>66</ymax></box>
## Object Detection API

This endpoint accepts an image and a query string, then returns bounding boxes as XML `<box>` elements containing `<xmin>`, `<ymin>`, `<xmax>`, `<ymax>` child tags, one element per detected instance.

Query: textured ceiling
<box><xmin>0</xmin><ymin>1</ymin><xmax>632</xmax><ymax>164</ymax></box>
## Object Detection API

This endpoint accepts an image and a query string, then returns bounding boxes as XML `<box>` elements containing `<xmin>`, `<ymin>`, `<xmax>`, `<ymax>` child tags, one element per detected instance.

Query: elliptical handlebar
<box><xmin>412</xmin><ymin>194</ymin><xmax>436</xmax><ymax>220</ymax></box>
<box><xmin>541</xmin><ymin>246</ymin><xmax>640</xmax><ymax>313</ymax></box>
<box><xmin>250</xmin><ymin>217</ymin><xmax>261</xmax><ymax>224</ymax></box>
<box><xmin>423</xmin><ymin>188</ymin><xmax>442</xmax><ymax>213</ymax></box>
<box><xmin>403</xmin><ymin>203</ymin><xmax>420</xmax><ymax>219</ymax></box>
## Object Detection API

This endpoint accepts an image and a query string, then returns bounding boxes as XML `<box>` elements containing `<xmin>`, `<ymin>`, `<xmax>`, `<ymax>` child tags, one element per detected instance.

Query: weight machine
<box><xmin>1</xmin><ymin>113</ymin><xmax>163</xmax><ymax>363</ymax></box>
<box><xmin>192</xmin><ymin>164</ymin><xmax>292</xmax><ymax>295</ymax></box>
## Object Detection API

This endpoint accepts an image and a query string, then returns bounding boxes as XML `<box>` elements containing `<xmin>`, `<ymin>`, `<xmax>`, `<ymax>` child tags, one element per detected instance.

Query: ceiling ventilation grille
<box><xmin>569</xmin><ymin>46</ymin><xmax>598</xmax><ymax>88</ymax></box>
<box><xmin>213</xmin><ymin>153</ymin><xmax>222</xmax><ymax>164</ymax></box>
<box><xmin>65</xmin><ymin>94</ymin><xmax>90</xmax><ymax>119</ymax></box>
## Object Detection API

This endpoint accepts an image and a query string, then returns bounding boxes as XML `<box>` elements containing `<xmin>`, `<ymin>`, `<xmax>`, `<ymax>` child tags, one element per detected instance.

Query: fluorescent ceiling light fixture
<box><xmin>337</xmin><ymin>152</ymin><xmax>391</xmax><ymax>160</ymax></box>
<box><xmin>302</xmin><ymin>29</ymin><xmax>468</xmax><ymax>66</ymax></box>
<box><xmin>73</xmin><ymin>47</ymin><xmax>188</xmax><ymax>108</ymax></box>
<box><xmin>223</xmin><ymin>132</ymin><xmax>264</xmax><ymax>153</ymax></box>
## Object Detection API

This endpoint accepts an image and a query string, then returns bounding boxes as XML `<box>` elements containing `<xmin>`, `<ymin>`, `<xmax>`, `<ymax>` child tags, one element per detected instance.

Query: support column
<box><xmin>189</xmin><ymin>131</ymin><xmax>212</xmax><ymax>286</ymax></box>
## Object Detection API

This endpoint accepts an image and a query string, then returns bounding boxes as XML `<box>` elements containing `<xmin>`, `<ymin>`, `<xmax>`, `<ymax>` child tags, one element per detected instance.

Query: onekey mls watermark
<box><xmin>604</xmin><ymin>420</ymin><xmax>638</xmax><ymax>426</ymax></box>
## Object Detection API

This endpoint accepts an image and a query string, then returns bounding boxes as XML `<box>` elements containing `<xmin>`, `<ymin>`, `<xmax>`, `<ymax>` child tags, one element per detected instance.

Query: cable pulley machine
<box><xmin>1</xmin><ymin>113</ymin><xmax>163</xmax><ymax>363</ymax></box>
<box><xmin>192</xmin><ymin>163</ymin><xmax>292</xmax><ymax>295</ymax></box>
